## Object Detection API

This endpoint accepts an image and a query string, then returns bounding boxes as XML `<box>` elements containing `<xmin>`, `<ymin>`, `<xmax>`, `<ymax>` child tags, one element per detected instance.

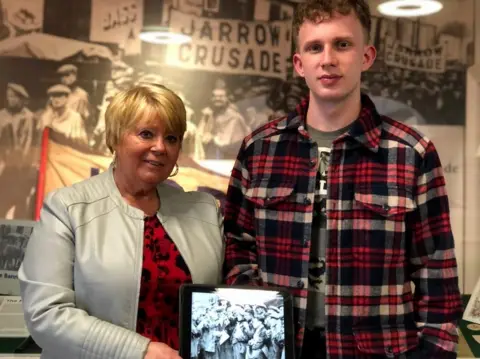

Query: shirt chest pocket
<box><xmin>245</xmin><ymin>179</ymin><xmax>296</xmax><ymax>208</ymax></box>
<box><xmin>244</xmin><ymin>179</ymin><xmax>298</xmax><ymax>254</ymax></box>
<box><xmin>351</xmin><ymin>185</ymin><xmax>416</xmax><ymax>263</ymax></box>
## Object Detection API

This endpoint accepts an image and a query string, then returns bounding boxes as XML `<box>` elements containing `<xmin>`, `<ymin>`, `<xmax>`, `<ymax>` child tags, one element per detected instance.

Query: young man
<box><xmin>223</xmin><ymin>1</ymin><xmax>463</xmax><ymax>358</ymax></box>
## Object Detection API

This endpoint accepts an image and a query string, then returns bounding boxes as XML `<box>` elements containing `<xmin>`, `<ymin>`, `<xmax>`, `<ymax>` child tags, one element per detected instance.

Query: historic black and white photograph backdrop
<box><xmin>0</xmin><ymin>0</ymin><xmax>473</xmax><ymax>264</ymax></box>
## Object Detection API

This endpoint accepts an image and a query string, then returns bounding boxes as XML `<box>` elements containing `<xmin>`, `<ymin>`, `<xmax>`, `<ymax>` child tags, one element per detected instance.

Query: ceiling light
<box><xmin>377</xmin><ymin>0</ymin><xmax>443</xmax><ymax>17</ymax></box>
<box><xmin>139</xmin><ymin>27</ymin><xmax>192</xmax><ymax>45</ymax></box>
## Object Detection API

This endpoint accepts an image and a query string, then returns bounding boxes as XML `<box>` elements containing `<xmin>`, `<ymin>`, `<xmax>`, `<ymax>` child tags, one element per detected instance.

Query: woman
<box><xmin>19</xmin><ymin>84</ymin><xmax>224</xmax><ymax>359</ymax></box>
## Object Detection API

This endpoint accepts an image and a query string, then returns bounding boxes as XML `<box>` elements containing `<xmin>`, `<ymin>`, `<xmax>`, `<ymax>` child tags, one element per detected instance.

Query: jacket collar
<box><xmin>274</xmin><ymin>93</ymin><xmax>383</xmax><ymax>153</ymax></box>
<box><xmin>105</xmin><ymin>164</ymin><xmax>176</xmax><ymax>221</ymax></box>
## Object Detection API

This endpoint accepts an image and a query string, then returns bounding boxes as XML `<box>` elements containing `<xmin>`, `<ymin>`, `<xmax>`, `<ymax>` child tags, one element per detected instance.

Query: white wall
<box><xmin>463</xmin><ymin>0</ymin><xmax>480</xmax><ymax>294</ymax></box>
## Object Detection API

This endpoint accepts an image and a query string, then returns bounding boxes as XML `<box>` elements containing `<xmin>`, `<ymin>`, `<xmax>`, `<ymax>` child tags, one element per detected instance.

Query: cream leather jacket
<box><xmin>18</xmin><ymin>166</ymin><xmax>224</xmax><ymax>359</ymax></box>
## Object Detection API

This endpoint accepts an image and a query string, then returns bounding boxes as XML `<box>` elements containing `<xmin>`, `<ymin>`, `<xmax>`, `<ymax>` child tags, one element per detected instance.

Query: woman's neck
<box><xmin>113</xmin><ymin>168</ymin><xmax>160</xmax><ymax>216</ymax></box>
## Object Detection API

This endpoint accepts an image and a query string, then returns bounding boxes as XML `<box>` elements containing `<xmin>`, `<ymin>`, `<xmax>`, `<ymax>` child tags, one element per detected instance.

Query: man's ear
<box><xmin>362</xmin><ymin>45</ymin><xmax>377</xmax><ymax>72</ymax></box>
<box><xmin>293</xmin><ymin>52</ymin><xmax>305</xmax><ymax>77</ymax></box>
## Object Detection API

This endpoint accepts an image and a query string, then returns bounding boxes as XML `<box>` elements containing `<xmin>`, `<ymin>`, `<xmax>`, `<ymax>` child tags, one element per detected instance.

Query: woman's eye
<box><xmin>139</xmin><ymin>130</ymin><xmax>154</xmax><ymax>139</ymax></box>
<box><xmin>166</xmin><ymin>135</ymin><xmax>178</xmax><ymax>143</ymax></box>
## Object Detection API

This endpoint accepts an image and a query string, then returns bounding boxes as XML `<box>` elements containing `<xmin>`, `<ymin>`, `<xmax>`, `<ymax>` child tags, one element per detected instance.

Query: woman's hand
<box><xmin>144</xmin><ymin>342</ymin><xmax>182</xmax><ymax>359</ymax></box>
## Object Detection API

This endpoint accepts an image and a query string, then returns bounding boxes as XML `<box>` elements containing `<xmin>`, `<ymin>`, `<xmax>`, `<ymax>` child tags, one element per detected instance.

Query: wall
<box><xmin>464</xmin><ymin>0</ymin><xmax>480</xmax><ymax>295</ymax></box>
<box><xmin>368</xmin><ymin>0</ymin><xmax>474</xmax><ymax>294</ymax></box>
<box><xmin>0</xmin><ymin>0</ymin><xmax>476</xmax><ymax>292</ymax></box>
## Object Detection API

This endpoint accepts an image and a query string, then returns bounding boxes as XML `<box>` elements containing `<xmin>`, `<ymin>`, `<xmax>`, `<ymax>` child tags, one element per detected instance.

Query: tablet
<box><xmin>179</xmin><ymin>284</ymin><xmax>295</xmax><ymax>359</ymax></box>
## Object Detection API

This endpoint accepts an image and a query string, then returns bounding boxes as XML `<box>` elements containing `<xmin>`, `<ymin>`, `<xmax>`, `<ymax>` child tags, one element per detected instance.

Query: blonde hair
<box><xmin>105</xmin><ymin>84</ymin><xmax>187</xmax><ymax>153</ymax></box>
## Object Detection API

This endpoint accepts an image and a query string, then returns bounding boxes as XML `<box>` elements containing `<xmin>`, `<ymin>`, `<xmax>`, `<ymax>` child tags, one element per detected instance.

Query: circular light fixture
<box><xmin>139</xmin><ymin>27</ymin><xmax>192</xmax><ymax>45</ymax></box>
<box><xmin>377</xmin><ymin>0</ymin><xmax>443</xmax><ymax>17</ymax></box>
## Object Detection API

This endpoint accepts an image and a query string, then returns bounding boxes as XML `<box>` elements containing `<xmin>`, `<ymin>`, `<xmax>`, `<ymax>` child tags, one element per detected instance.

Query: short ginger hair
<box><xmin>293</xmin><ymin>0</ymin><xmax>372</xmax><ymax>47</ymax></box>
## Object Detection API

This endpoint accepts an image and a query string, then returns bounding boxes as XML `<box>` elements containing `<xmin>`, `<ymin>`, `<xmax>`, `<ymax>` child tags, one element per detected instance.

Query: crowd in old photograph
<box><xmin>191</xmin><ymin>296</ymin><xmax>285</xmax><ymax>359</ymax></box>
<box><xmin>0</xmin><ymin>225</ymin><xmax>30</xmax><ymax>271</ymax></box>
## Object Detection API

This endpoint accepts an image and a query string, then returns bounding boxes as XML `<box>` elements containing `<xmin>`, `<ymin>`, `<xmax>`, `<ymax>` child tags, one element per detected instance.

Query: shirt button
<box><xmin>382</xmin><ymin>204</ymin><xmax>390</xmax><ymax>211</ymax></box>
<box><xmin>385</xmin><ymin>346</ymin><xmax>394</xmax><ymax>358</ymax></box>
<box><xmin>296</xmin><ymin>280</ymin><xmax>304</xmax><ymax>288</ymax></box>
<box><xmin>309</xmin><ymin>160</ymin><xmax>316</xmax><ymax>168</ymax></box>
<box><xmin>304</xmin><ymin>197</ymin><xmax>311</xmax><ymax>205</ymax></box>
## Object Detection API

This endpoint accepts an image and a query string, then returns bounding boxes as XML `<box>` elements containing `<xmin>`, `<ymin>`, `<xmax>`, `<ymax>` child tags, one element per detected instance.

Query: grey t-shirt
<box><xmin>306</xmin><ymin>124</ymin><xmax>351</xmax><ymax>330</ymax></box>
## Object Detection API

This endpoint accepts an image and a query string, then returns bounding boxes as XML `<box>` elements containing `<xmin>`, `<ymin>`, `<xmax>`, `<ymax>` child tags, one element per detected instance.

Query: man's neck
<box><xmin>6</xmin><ymin>106</ymin><xmax>22</xmax><ymax>115</ymax></box>
<box><xmin>53</xmin><ymin>107</ymin><xmax>67</xmax><ymax>117</ymax></box>
<box><xmin>212</xmin><ymin>105</ymin><xmax>227</xmax><ymax>115</ymax></box>
<box><xmin>306</xmin><ymin>90</ymin><xmax>362</xmax><ymax>132</ymax></box>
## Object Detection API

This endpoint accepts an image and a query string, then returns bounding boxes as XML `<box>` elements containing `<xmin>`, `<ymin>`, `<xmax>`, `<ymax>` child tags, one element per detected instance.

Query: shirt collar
<box><xmin>275</xmin><ymin>93</ymin><xmax>383</xmax><ymax>153</ymax></box>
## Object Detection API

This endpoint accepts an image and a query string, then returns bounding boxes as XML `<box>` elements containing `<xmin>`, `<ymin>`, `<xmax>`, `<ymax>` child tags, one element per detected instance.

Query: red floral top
<box><xmin>136</xmin><ymin>215</ymin><xmax>192</xmax><ymax>349</ymax></box>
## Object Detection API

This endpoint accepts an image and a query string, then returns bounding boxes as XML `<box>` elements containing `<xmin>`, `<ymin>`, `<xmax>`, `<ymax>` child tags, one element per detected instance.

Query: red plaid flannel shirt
<box><xmin>223</xmin><ymin>94</ymin><xmax>463</xmax><ymax>359</ymax></box>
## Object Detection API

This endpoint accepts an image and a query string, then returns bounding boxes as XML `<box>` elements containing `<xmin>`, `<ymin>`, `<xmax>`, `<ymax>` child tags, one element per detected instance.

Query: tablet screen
<box><xmin>180</xmin><ymin>285</ymin><xmax>293</xmax><ymax>359</ymax></box>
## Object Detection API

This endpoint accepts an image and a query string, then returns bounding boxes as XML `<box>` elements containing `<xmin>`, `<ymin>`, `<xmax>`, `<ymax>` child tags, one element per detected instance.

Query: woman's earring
<box><xmin>169</xmin><ymin>163</ymin><xmax>179</xmax><ymax>177</ymax></box>
<box><xmin>112</xmin><ymin>152</ymin><xmax>117</xmax><ymax>169</ymax></box>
